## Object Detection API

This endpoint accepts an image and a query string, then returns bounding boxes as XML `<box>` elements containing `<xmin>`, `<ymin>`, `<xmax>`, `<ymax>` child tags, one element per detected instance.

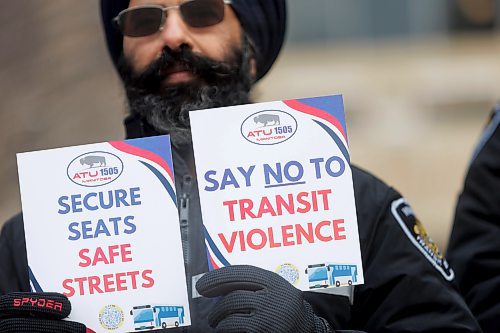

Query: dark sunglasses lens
<box><xmin>181</xmin><ymin>0</ymin><xmax>225</xmax><ymax>28</ymax></box>
<box><xmin>119</xmin><ymin>7</ymin><xmax>163</xmax><ymax>37</ymax></box>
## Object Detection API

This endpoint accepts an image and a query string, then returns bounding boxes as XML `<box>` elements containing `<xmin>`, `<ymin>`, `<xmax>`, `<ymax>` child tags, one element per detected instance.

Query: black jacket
<box><xmin>447</xmin><ymin>105</ymin><xmax>500</xmax><ymax>333</ymax></box>
<box><xmin>0</xmin><ymin>116</ymin><xmax>481</xmax><ymax>332</ymax></box>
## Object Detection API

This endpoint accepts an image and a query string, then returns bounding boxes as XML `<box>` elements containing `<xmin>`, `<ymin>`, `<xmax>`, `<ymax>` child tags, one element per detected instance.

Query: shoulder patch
<box><xmin>391</xmin><ymin>198</ymin><xmax>454</xmax><ymax>281</ymax></box>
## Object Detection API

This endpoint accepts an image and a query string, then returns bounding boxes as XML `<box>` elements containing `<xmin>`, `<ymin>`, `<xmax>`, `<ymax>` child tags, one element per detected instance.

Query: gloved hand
<box><xmin>196</xmin><ymin>265</ymin><xmax>333</xmax><ymax>333</ymax></box>
<box><xmin>0</xmin><ymin>292</ymin><xmax>91</xmax><ymax>333</ymax></box>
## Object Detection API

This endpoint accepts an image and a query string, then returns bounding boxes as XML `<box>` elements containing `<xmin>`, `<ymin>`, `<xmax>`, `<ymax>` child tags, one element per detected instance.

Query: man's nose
<box><xmin>158</xmin><ymin>10</ymin><xmax>192</xmax><ymax>50</ymax></box>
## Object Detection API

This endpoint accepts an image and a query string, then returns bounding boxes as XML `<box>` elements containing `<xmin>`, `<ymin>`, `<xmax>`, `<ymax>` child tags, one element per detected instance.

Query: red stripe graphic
<box><xmin>284</xmin><ymin>99</ymin><xmax>347</xmax><ymax>141</ymax></box>
<box><xmin>209</xmin><ymin>254</ymin><xmax>220</xmax><ymax>270</ymax></box>
<box><xmin>109</xmin><ymin>141</ymin><xmax>174</xmax><ymax>181</ymax></box>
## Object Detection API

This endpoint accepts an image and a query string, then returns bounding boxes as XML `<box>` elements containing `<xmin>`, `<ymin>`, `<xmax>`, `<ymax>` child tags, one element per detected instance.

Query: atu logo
<box><xmin>67</xmin><ymin>151</ymin><xmax>123</xmax><ymax>187</ymax></box>
<box><xmin>241</xmin><ymin>110</ymin><xmax>298</xmax><ymax>145</ymax></box>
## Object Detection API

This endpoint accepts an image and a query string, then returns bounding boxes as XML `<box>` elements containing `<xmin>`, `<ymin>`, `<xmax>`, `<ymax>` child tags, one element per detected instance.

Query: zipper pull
<box><xmin>179</xmin><ymin>175</ymin><xmax>192</xmax><ymax>270</ymax></box>
<box><xmin>179</xmin><ymin>175</ymin><xmax>192</xmax><ymax>223</ymax></box>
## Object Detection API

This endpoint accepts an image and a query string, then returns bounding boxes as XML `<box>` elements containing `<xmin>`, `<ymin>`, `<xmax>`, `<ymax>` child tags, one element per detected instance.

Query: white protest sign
<box><xmin>190</xmin><ymin>95</ymin><xmax>364</xmax><ymax>291</ymax></box>
<box><xmin>17</xmin><ymin>136</ymin><xmax>190</xmax><ymax>332</ymax></box>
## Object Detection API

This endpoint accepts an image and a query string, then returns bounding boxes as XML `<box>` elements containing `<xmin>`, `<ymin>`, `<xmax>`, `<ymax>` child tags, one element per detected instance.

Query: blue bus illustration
<box><xmin>130</xmin><ymin>304</ymin><xmax>185</xmax><ymax>330</ymax></box>
<box><xmin>305</xmin><ymin>263</ymin><xmax>358</xmax><ymax>289</ymax></box>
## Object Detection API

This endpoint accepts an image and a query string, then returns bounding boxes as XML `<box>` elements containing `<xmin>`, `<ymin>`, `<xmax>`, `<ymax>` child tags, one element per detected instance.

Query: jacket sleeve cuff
<box><xmin>315</xmin><ymin>316</ymin><xmax>335</xmax><ymax>333</ymax></box>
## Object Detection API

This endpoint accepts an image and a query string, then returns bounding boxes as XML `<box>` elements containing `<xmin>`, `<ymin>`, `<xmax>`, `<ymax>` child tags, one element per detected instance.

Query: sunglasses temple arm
<box><xmin>112</xmin><ymin>17</ymin><xmax>121</xmax><ymax>31</ymax></box>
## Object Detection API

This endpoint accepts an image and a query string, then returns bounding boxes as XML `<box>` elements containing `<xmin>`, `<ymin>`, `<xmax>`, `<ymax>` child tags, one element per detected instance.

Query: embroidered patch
<box><xmin>391</xmin><ymin>198</ymin><xmax>454</xmax><ymax>281</ymax></box>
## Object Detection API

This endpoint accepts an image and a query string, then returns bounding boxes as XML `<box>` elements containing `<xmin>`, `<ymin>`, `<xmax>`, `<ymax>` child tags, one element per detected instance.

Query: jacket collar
<box><xmin>124</xmin><ymin>113</ymin><xmax>159</xmax><ymax>139</ymax></box>
<box><xmin>124</xmin><ymin>113</ymin><xmax>196</xmax><ymax>174</ymax></box>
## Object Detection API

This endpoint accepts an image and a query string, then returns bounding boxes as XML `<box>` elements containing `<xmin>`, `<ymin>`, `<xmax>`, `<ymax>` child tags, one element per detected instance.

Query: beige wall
<box><xmin>1</xmin><ymin>1</ymin><xmax>499</xmax><ymax>251</ymax></box>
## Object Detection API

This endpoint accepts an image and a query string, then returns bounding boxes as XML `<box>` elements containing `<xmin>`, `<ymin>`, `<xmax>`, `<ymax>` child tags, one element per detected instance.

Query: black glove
<box><xmin>196</xmin><ymin>265</ymin><xmax>333</xmax><ymax>333</ymax></box>
<box><xmin>0</xmin><ymin>292</ymin><xmax>91</xmax><ymax>333</ymax></box>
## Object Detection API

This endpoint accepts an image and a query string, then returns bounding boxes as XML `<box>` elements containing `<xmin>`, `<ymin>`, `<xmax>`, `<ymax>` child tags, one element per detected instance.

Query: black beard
<box><xmin>118</xmin><ymin>40</ymin><xmax>253</xmax><ymax>146</ymax></box>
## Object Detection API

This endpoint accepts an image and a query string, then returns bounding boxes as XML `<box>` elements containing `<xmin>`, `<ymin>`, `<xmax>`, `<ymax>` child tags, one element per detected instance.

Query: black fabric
<box><xmin>196</xmin><ymin>265</ymin><xmax>332</xmax><ymax>332</ymax></box>
<box><xmin>0</xmin><ymin>110</ymin><xmax>483</xmax><ymax>333</ymax></box>
<box><xmin>0</xmin><ymin>318</ymin><xmax>86</xmax><ymax>333</ymax></box>
<box><xmin>0</xmin><ymin>214</ymin><xmax>29</xmax><ymax>295</ymax></box>
<box><xmin>230</xmin><ymin>0</ymin><xmax>286</xmax><ymax>79</ymax></box>
<box><xmin>0</xmin><ymin>292</ymin><xmax>71</xmax><ymax>319</ymax></box>
<box><xmin>447</xmin><ymin>106</ymin><xmax>500</xmax><ymax>333</ymax></box>
<box><xmin>0</xmin><ymin>163</ymin><xmax>482</xmax><ymax>332</ymax></box>
<box><xmin>100</xmin><ymin>0</ymin><xmax>286</xmax><ymax>81</ymax></box>
<box><xmin>0</xmin><ymin>292</ymin><xmax>86</xmax><ymax>333</ymax></box>
<box><xmin>124</xmin><ymin>113</ymin><xmax>158</xmax><ymax>139</ymax></box>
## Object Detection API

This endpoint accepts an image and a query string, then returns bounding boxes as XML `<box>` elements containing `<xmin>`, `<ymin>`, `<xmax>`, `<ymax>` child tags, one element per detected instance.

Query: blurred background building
<box><xmin>1</xmin><ymin>0</ymin><xmax>500</xmax><ymax>250</ymax></box>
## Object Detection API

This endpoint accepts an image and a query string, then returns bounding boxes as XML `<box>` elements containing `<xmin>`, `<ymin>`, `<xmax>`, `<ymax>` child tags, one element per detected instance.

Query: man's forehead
<box><xmin>128</xmin><ymin>0</ymin><xmax>187</xmax><ymax>7</ymax></box>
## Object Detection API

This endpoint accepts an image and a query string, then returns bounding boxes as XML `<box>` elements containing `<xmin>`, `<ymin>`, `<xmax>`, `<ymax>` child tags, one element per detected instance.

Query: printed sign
<box><xmin>17</xmin><ymin>136</ymin><xmax>191</xmax><ymax>332</ymax></box>
<box><xmin>190</xmin><ymin>95</ymin><xmax>364</xmax><ymax>291</ymax></box>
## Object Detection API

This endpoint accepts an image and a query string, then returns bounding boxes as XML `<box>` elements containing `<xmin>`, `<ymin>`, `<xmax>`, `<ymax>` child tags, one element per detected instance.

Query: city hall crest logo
<box><xmin>67</xmin><ymin>151</ymin><xmax>123</xmax><ymax>187</ymax></box>
<box><xmin>241</xmin><ymin>110</ymin><xmax>298</xmax><ymax>145</ymax></box>
<box><xmin>98</xmin><ymin>304</ymin><xmax>124</xmax><ymax>330</ymax></box>
<box><xmin>391</xmin><ymin>198</ymin><xmax>454</xmax><ymax>281</ymax></box>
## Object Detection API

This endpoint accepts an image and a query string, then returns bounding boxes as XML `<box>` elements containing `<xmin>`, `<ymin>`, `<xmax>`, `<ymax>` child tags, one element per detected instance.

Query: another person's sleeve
<box><xmin>447</xmin><ymin>107</ymin><xmax>500</xmax><ymax>333</ymax></box>
<box><xmin>0</xmin><ymin>214</ymin><xmax>30</xmax><ymax>295</ymax></box>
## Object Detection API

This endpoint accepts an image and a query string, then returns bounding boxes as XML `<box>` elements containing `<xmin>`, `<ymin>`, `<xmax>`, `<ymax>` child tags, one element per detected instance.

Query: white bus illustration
<box><xmin>131</xmin><ymin>304</ymin><xmax>185</xmax><ymax>330</ymax></box>
<box><xmin>305</xmin><ymin>263</ymin><xmax>358</xmax><ymax>289</ymax></box>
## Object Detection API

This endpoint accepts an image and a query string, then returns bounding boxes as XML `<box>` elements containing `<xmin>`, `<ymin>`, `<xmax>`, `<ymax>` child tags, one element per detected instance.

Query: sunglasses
<box><xmin>113</xmin><ymin>0</ymin><xmax>232</xmax><ymax>37</ymax></box>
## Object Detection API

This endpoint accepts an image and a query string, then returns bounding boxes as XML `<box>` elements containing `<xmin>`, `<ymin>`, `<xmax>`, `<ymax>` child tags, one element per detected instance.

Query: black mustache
<box><xmin>130</xmin><ymin>45</ymin><xmax>239</xmax><ymax>93</ymax></box>
<box><xmin>119</xmin><ymin>35</ymin><xmax>254</xmax><ymax>147</ymax></box>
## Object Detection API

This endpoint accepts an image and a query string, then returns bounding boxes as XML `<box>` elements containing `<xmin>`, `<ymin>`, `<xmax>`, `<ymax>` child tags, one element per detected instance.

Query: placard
<box><xmin>190</xmin><ymin>95</ymin><xmax>364</xmax><ymax>291</ymax></box>
<box><xmin>17</xmin><ymin>136</ymin><xmax>190</xmax><ymax>332</ymax></box>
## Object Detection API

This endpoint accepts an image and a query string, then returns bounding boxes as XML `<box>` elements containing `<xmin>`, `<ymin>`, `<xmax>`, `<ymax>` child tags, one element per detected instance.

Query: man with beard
<box><xmin>0</xmin><ymin>0</ymin><xmax>482</xmax><ymax>332</ymax></box>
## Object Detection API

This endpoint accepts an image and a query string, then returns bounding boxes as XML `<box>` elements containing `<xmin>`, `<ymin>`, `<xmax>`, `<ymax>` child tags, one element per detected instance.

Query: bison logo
<box><xmin>67</xmin><ymin>151</ymin><xmax>123</xmax><ymax>187</ymax></box>
<box><xmin>80</xmin><ymin>155</ymin><xmax>106</xmax><ymax>168</ymax></box>
<box><xmin>241</xmin><ymin>110</ymin><xmax>298</xmax><ymax>145</ymax></box>
<box><xmin>254</xmin><ymin>114</ymin><xmax>280</xmax><ymax>127</ymax></box>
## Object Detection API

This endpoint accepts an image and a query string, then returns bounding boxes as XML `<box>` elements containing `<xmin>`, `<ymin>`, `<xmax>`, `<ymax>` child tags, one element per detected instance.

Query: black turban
<box><xmin>100</xmin><ymin>0</ymin><xmax>287</xmax><ymax>80</ymax></box>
